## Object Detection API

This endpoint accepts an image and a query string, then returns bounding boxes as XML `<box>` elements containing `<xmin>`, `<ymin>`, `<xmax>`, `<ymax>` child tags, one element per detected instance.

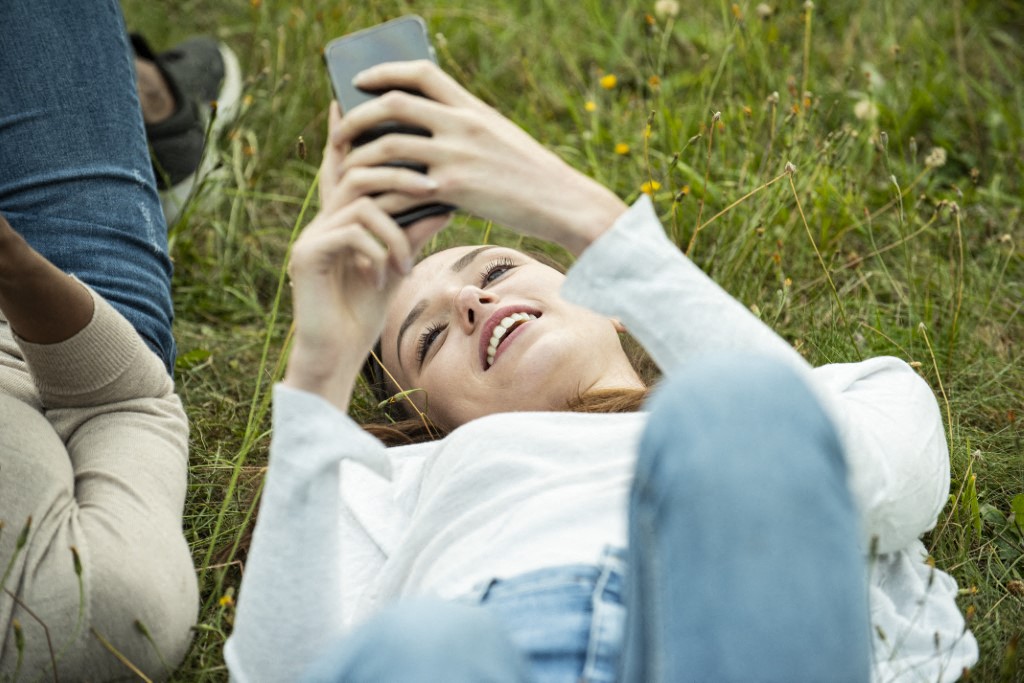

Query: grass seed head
<box><xmin>925</xmin><ymin>146</ymin><xmax>948</xmax><ymax>168</ymax></box>
<box><xmin>654</xmin><ymin>0</ymin><xmax>680</xmax><ymax>18</ymax></box>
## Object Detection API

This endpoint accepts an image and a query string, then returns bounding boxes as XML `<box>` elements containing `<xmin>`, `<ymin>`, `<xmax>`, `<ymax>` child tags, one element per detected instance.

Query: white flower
<box><xmin>925</xmin><ymin>147</ymin><xmax>948</xmax><ymax>168</ymax></box>
<box><xmin>655</xmin><ymin>0</ymin><xmax>680</xmax><ymax>18</ymax></box>
<box><xmin>853</xmin><ymin>99</ymin><xmax>879</xmax><ymax>121</ymax></box>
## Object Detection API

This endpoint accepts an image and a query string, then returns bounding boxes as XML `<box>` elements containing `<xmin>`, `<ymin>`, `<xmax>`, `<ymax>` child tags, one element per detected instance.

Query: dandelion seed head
<box><xmin>784</xmin><ymin>161</ymin><xmax>797</xmax><ymax>174</ymax></box>
<box><xmin>925</xmin><ymin>146</ymin><xmax>947</xmax><ymax>168</ymax></box>
<box><xmin>853</xmin><ymin>99</ymin><xmax>878</xmax><ymax>121</ymax></box>
<box><xmin>756</xmin><ymin>3</ymin><xmax>774</xmax><ymax>19</ymax></box>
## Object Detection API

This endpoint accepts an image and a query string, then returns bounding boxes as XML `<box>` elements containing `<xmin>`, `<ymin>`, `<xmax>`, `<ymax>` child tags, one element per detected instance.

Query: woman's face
<box><xmin>380</xmin><ymin>245</ymin><xmax>643</xmax><ymax>430</ymax></box>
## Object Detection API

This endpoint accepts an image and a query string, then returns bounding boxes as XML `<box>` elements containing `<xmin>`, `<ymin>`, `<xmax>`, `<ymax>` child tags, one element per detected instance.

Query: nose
<box><xmin>454</xmin><ymin>285</ymin><xmax>496</xmax><ymax>334</ymax></box>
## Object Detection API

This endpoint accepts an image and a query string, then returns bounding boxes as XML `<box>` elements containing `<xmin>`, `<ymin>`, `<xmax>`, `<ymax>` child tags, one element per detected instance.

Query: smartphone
<box><xmin>324</xmin><ymin>15</ymin><xmax>454</xmax><ymax>227</ymax></box>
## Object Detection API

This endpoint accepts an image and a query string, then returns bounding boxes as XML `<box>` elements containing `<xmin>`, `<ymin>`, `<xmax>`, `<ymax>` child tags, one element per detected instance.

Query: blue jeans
<box><xmin>0</xmin><ymin>0</ymin><xmax>175</xmax><ymax>372</ymax></box>
<box><xmin>304</xmin><ymin>355</ymin><xmax>871</xmax><ymax>682</ymax></box>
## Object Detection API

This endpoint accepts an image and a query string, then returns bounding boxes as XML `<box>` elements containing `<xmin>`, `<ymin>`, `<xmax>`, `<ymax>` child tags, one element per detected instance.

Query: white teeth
<box><xmin>486</xmin><ymin>313</ymin><xmax>537</xmax><ymax>368</ymax></box>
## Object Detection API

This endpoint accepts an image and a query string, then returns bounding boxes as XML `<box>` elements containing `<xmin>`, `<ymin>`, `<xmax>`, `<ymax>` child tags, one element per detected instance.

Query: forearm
<box><xmin>564</xmin><ymin>196</ymin><xmax>809</xmax><ymax>376</ymax></box>
<box><xmin>227</xmin><ymin>385</ymin><xmax>391</xmax><ymax>681</ymax></box>
<box><xmin>0</xmin><ymin>214</ymin><xmax>94</xmax><ymax>344</ymax></box>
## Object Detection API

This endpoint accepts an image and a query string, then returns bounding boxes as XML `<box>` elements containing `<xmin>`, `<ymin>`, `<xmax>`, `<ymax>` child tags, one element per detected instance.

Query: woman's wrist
<box><xmin>283</xmin><ymin>343</ymin><xmax>360</xmax><ymax>414</ymax></box>
<box><xmin>540</xmin><ymin>174</ymin><xmax>629</xmax><ymax>257</ymax></box>
<box><xmin>558</xmin><ymin>186</ymin><xmax>629</xmax><ymax>257</ymax></box>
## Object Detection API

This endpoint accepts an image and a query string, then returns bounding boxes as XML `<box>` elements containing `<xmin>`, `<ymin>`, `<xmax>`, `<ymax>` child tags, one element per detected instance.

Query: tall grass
<box><xmin>122</xmin><ymin>0</ymin><xmax>1023</xmax><ymax>680</ymax></box>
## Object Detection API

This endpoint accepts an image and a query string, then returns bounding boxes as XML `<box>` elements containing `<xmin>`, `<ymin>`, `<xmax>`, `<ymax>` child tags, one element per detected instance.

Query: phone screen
<box><xmin>324</xmin><ymin>15</ymin><xmax>437</xmax><ymax>114</ymax></box>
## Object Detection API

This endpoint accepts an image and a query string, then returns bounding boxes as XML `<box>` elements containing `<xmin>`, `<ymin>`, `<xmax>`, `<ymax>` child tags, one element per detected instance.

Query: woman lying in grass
<box><xmin>226</xmin><ymin>60</ymin><xmax>977</xmax><ymax>683</ymax></box>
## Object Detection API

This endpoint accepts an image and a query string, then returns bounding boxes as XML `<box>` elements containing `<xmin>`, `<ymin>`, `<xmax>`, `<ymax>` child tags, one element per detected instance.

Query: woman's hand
<box><xmin>334</xmin><ymin>61</ymin><xmax>628</xmax><ymax>256</ymax></box>
<box><xmin>283</xmin><ymin>103</ymin><xmax>449</xmax><ymax>411</ymax></box>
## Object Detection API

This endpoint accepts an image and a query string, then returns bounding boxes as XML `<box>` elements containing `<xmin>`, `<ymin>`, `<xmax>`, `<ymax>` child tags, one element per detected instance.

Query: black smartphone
<box><xmin>324</xmin><ymin>15</ymin><xmax>454</xmax><ymax>227</ymax></box>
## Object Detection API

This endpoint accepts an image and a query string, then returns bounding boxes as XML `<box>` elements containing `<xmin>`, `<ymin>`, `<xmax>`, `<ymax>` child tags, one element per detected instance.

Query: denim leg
<box><xmin>301</xmin><ymin>599</ymin><xmax>533</xmax><ymax>683</ymax></box>
<box><xmin>0</xmin><ymin>0</ymin><xmax>175</xmax><ymax>372</ymax></box>
<box><xmin>622</xmin><ymin>354</ymin><xmax>871</xmax><ymax>683</ymax></box>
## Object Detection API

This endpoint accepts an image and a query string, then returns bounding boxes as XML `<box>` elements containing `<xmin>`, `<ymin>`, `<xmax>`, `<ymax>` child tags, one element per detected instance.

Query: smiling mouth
<box><xmin>486</xmin><ymin>312</ymin><xmax>538</xmax><ymax>368</ymax></box>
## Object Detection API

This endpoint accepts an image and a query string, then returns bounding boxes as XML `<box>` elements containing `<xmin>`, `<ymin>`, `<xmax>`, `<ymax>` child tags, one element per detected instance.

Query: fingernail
<box><xmin>415</xmin><ymin>175</ymin><xmax>439</xmax><ymax>190</ymax></box>
<box><xmin>352</xmin><ymin>70</ymin><xmax>370</xmax><ymax>86</ymax></box>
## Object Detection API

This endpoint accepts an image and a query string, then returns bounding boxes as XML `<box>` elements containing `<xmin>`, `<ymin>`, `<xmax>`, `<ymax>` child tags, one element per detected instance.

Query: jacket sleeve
<box><xmin>225</xmin><ymin>384</ymin><xmax>391</xmax><ymax>683</ymax></box>
<box><xmin>562</xmin><ymin>196</ymin><xmax>951</xmax><ymax>554</ymax></box>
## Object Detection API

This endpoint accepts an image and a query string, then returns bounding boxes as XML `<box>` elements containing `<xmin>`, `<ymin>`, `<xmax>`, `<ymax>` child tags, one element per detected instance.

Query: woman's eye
<box><xmin>480</xmin><ymin>257</ymin><xmax>516</xmax><ymax>286</ymax></box>
<box><xmin>417</xmin><ymin>322</ymin><xmax>447</xmax><ymax>364</ymax></box>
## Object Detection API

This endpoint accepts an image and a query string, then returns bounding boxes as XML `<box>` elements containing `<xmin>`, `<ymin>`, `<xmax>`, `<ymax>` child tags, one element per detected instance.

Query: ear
<box><xmin>611</xmin><ymin>318</ymin><xmax>627</xmax><ymax>334</ymax></box>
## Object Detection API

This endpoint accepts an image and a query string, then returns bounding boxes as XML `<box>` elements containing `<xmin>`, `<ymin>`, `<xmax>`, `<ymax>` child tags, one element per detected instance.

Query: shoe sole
<box><xmin>161</xmin><ymin>42</ymin><xmax>244</xmax><ymax>225</ymax></box>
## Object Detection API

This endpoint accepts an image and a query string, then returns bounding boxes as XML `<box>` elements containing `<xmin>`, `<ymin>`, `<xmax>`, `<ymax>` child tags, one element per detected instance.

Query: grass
<box><xmin>121</xmin><ymin>0</ymin><xmax>1023</xmax><ymax>680</ymax></box>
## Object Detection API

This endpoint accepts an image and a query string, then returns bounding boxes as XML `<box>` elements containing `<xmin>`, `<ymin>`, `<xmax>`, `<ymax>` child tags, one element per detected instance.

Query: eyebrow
<box><xmin>450</xmin><ymin>245</ymin><xmax>498</xmax><ymax>273</ymax></box>
<box><xmin>395</xmin><ymin>246</ymin><xmax>501</xmax><ymax>369</ymax></box>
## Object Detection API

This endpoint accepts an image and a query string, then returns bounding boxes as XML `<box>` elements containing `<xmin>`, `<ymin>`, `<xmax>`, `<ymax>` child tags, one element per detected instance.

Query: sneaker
<box><xmin>132</xmin><ymin>34</ymin><xmax>243</xmax><ymax>225</ymax></box>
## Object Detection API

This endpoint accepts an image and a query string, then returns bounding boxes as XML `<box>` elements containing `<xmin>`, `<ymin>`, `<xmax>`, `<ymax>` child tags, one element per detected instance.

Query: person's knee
<box><xmin>86</xmin><ymin>534</ymin><xmax>198</xmax><ymax>679</ymax></box>
<box><xmin>304</xmin><ymin>599</ymin><xmax>529</xmax><ymax>683</ymax></box>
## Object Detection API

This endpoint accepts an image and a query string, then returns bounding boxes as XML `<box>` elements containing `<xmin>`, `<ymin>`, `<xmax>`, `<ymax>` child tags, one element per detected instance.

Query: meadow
<box><xmin>120</xmin><ymin>0</ymin><xmax>1023</xmax><ymax>680</ymax></box>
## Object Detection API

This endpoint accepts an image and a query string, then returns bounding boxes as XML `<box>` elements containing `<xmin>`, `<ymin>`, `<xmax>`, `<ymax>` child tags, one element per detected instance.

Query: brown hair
<box><xmin>362</xmin><ymin>385</ymin><xmax>652</xmax><ymax>446</ymax></box>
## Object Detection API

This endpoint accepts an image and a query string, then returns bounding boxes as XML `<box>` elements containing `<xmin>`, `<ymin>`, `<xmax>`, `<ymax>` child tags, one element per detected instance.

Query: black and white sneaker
<box><xmin>132</xmin><ymin>34</ymin><xmax>243</xmax><ymax>225</ymax></box>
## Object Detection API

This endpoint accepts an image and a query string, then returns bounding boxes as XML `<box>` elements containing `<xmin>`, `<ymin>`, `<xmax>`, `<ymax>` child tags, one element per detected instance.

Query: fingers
<box><xmin>294</xmin><ymin>197</ymin><xmax>415</xmax><ymax>282</ymax></box>
<box><xmin>337</xmin><ymin>135</ymin><xmax>440</xmax><ymax>181</ymax></box>
<box><xmin>332</xmin><ymin>91</ymin><xmax>458</xmax><ymax>151</ymax></box>
<box><xmin>353</xmin><ymin>60</ymin><xmax>484</xmax><ymax>110</ymax></box>
<box><xmin>321</xmin><ymin>164</ymin><xmax>440</xmax><ymax>215</ymax></box>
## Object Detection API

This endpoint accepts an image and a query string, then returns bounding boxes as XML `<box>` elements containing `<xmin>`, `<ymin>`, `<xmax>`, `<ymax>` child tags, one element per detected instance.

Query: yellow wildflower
<box><xmin>219</xmin><ymin>594</ymin><xmax>235</xmax><ymax>608</ymax></box>
<box><xmin>640</xmin><ymin>180</ymin><xmax>662</xmax><ymax>195</ymax></box>
<box><xmin>614</xmin><ymin>143</ymin><xmax>630</xmax><ymax>155</ymax></box>
<box><xmin>599</xmin><ymin>74</ymin><xmax>618</xmax><ymax>89</ymax></box>
<box><xmin>584</xmin><ymin>100</ymin><xmax>597</xmax><ymax>112</ymax></box>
